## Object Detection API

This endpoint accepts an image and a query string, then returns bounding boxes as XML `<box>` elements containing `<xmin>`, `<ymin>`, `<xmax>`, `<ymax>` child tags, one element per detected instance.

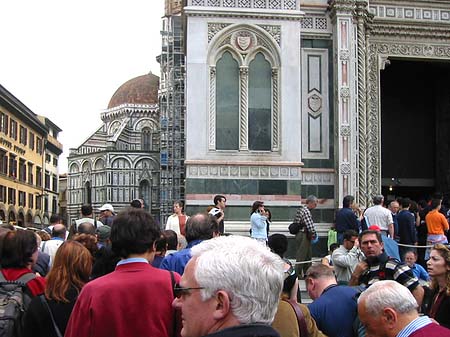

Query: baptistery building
<box><xmin>67</xmin><ymin>73</ymin><xmax>160</xmax><ymax>224</ymax></box>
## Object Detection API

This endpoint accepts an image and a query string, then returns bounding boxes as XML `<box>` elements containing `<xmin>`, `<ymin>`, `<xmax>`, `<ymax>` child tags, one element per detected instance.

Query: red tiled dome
<box><xmin>107</xmin><ymin>72</ymin><xmax>159</xmax><ymax>109</ymax></box>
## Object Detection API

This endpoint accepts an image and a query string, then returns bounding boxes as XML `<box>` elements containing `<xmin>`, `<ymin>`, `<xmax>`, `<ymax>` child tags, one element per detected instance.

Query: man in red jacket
<box><xmin>65</xmin><ymin>208</ymin><xmax>181</xmax><ymax>337</ymax></box>
<box><xmin>358</xmin><ymin>280</ymin><xmax>450</xmax><ymax>337</ymax></box>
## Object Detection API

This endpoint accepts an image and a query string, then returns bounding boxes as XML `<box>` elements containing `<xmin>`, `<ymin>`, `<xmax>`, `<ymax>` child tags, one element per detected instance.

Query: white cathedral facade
<box><xmin>182</xmin><ymin>0</ymin><xmax>450</xmax><ymax>245</ymax></box>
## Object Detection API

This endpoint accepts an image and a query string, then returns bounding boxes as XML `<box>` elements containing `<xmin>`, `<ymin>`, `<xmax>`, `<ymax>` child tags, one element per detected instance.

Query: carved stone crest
<box><xmin>308</xmin><ymin>94</ymin><xmax>322</xmax><ymax>117</ymax></box>
<box><xmin>231</xmin><ymin>31</ymin><xmax>257</xmax><ymax>54</ymax></box>
<box><xmin>237</xmin><ymin>36</ymin><xmax>251</xmax><ymax>50</ymax></box>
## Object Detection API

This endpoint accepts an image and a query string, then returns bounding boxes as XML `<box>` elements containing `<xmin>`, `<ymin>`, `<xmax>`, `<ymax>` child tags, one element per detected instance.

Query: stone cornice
<box><xmin>371</xmin><ymin>22</ymin><xmax>450</xmax><ymax>39</ymax></box>
<box><xmin>100</xmin><ymin>104</ymin><xmax>159</xmax><ymax>122</ymax></box>
<box><xmin>187</xmin><ymin>0</ymin><xmax>299</xmax><ymax>10</ymax></box>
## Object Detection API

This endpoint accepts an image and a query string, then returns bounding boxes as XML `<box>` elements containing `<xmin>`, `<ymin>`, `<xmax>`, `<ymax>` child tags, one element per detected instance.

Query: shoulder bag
<box><xmin>39</xmin><ymin>295</ymin><xmax>63</xmax><ymax>337</ymax></box>
<box><xmin>282</xmin><ymin>298</ymin><xmax>308</xmax><ymax>337</ymax></box>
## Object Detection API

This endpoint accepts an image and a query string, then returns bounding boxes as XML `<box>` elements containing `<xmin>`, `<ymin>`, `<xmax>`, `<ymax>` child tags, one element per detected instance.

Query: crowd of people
<box><xmin>0</xmin><ymin>193</ymin><xmax>449</xmax><ymax>337</ymax></box>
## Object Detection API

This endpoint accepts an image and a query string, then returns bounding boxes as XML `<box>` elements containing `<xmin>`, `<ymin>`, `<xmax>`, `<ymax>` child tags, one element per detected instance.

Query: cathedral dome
<box><xmin>107</xmin><ymin>72</ymin><xmax>159</xmax><ymax>109</ymax></box>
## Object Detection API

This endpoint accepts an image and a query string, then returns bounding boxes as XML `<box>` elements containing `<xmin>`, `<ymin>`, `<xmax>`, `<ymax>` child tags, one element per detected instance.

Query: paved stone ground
<box><xmin>298</xmin><ymin>279</ymin><xmax>312</xmax><ymax>304</ymax></box>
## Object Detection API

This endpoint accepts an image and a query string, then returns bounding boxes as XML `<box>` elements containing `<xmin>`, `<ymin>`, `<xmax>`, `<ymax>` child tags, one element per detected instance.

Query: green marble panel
<box><xmin>301</xmin><ymin>159</ymin><xmax>334</xmax><ymax>168</ymax></box>
<box><xmin>321</xmin><ymin>209</ymin><xmax>336</xmax><ymax>223</ymax></box>
<box><xmin>259</xmin><ymin>180</ymin><xmax>287</xmax><ymax>195</ymax></box>
<box><xmin>287</xmin><ymin>181</ymin><xmax>301</xmax><ymax>195</ymax></box>
<box><xmin>318</xmin><ymin>185</ymin><xmax>335</xmax><ymax>199</ymax></box>
<box><xmin>226</xmin><ymin>206</ymin><xmax>254</xmax><ymax>221</ymax></box>
<box><xmin>228</xmin><ymin>179</ymin><xmax>259</xmax><ymax>194</ymax></box>
<box><xmin>185</xmin><ymin>179</ymin><xmax>206</xmax><ymax>193</ymax></box>
<box><xmin>186</xmin><ymin>178</ymin><xmax>259</xmax><ymax>195</ymax></box>
<box><xmin>300</xmin><ymin>185</ymin><xmax>319</xmax><ymax>197</ymax></box>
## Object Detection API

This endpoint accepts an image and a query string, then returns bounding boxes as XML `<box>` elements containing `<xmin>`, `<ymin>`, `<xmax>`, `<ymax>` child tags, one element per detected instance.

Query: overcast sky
<box><xmin>1</xmin><ymin>0</ymin><xmax>164</xmax><ymax>173</ymax></box>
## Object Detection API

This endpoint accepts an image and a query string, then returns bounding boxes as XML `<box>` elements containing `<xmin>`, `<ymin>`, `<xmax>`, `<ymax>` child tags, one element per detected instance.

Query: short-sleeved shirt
<box><xmin>359</xmin><ymin>252</ymin><xmax>420</xmax><ymax>292</ymax></box>
<box><xmin>364</xmin><ymin>205</ymin><xmax>393</xmax><ymax>232</ymax></box>
<box><xmin>425</xmin><ymin>210</ymin><xmax>449</xmax><ymax>235</ymax></box>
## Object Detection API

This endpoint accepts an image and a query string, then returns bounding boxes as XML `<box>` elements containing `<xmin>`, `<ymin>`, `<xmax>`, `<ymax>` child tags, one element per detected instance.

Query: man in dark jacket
<box><xmin>335</xmin><ymin>195</ymin><xmax>360</xmax><ymax>244</ymax></box>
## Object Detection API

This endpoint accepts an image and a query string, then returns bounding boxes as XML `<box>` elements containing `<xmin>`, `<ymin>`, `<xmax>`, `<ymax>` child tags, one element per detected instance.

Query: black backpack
<box><xmin>0</xmin><ymin>271</ymin><xmax>36</xmax><ymax>337</ymax></box>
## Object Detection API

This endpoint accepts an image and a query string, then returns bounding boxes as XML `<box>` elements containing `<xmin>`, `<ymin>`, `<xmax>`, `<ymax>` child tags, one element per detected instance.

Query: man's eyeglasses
<box><xmin>173</xmin><ymin>283</ymin><xmax>205</xmax><ymax>298</ymax></box>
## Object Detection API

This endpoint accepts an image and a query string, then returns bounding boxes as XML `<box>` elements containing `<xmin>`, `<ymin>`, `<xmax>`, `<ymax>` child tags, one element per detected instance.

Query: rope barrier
<box><xmin>290</xmin><ymin>244</ymin><xmax>450</xmax><ymax>265</ymax></box>
<box><xmin>292</xmin><ymin>258</ymin><xmax>322</xmax><ymax>265</ymax></box>
<box><xmin>395</xmin><ymin>242</ymin><xmax>450</xmax><ymax>249</ymax></box>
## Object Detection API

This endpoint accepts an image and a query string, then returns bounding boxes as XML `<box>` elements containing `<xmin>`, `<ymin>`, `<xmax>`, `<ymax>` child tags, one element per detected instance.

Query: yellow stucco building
<box><xmin>0</xmin><ymin>84</ymin><xmax>62</xmax><ymax>227</ymax></box>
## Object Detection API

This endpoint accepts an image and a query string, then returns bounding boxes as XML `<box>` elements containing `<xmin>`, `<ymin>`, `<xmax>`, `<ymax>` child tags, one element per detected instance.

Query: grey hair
<box><xmin>306</xmin><ymin>195</ymin><xmax>318</xmax><ymax>204</ymax></box>
<box><xmin>190</xmin><ymin>235</ymin><xmax>285</xmax><ymax>325</ymax></box>
<box><xmin>372</xmin><ymin>194</ymin><xmax>384</xmax><ymax>205</ymax></box>
<box><xmin>358</xmin><ymin>280</ymin><xmax>418</xmax><ymax>316</ymax></box>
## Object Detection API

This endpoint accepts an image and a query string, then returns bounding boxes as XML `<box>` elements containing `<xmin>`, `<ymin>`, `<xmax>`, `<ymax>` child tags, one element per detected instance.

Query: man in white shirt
<box><xmin>332</xmin><ymin>229</ymin><xmax>363</xmax><ymax>284</ymax></box>
<box><xmin>41</xmin><ymin>223</ymin><xmax>66</xmax><ymax>267</ymax></box>
<box><xmin>364</xmin><ymin>194</ymin><xmax>394</xmax><ymax>237</ymax></box>
<box><xmin>74</xmin><ymin>204</ymin><xmax>101</xmax><ymax>232</ymax></box>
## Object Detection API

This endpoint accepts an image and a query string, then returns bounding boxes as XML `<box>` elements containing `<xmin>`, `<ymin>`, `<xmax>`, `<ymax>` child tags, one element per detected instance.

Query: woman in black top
<box><xmin>424</xmin><ymin>244</ymin><xmax>450</xmax><ymax>329</ymax></box>
<box><xmin>22</xmin><ymin>240</ymin><xmax>93</xmax><ymax>337</ymax></box>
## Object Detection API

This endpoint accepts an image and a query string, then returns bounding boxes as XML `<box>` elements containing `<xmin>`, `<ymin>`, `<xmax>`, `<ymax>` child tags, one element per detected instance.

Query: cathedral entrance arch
<box><xmin>361</xmin><ymin>40</ymin><xmax>450</xmax><ymax>206</ymax></box>
<box><xmin>380</xmin><ymin>59</ymin><xmax>450</xmax><ymax>202</ymax></box>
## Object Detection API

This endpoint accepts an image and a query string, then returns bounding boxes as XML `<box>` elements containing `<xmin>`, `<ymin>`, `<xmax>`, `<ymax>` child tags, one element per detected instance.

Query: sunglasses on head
<box><xmin>173</xmin><ymin>283</ymin><xmax>205</xmax><ymax>298</ymax></box>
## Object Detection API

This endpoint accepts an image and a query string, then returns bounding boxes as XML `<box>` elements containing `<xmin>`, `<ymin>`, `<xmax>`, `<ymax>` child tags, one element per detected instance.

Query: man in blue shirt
<box><xmin>404</xmin><ymin>250</ymin><xmax>430</xmax><ymax>283</ymax></box>
<box><xmin>306</xmin><ymin>264</ymin><xmax>358</xmax><ymax>337</ymax></box>
<box><xmin>160</xmin><ymin>213</ymin><xmax>218</xmax><ymax>275</ymax></box>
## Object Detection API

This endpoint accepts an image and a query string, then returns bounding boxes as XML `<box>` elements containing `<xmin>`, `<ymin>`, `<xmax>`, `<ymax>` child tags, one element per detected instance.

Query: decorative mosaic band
<box><xmin>369</xmin><ymin>5</ymin><xmax>450</xmax><ymax>23</ymax></box>
<box><xmin>186</xmin><ymin>163</ymin><xmax>335</xmax><ymax>184</ymax></box>
<box><xmin>187</xmin><ymin>164</ymin><xmax>301</xmax><ymax>180</ymax></box>
<box><xmin>188</xmin><ymin>0</ymin><xmax>297</xmax><ymax>11</ymax></box>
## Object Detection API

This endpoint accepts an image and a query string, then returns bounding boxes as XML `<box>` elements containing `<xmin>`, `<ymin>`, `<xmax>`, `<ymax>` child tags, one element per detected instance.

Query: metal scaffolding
<box><xmin>158</xmin><ymin>1</ymin><xmax>186</xmax><ymax>224</ymax></box>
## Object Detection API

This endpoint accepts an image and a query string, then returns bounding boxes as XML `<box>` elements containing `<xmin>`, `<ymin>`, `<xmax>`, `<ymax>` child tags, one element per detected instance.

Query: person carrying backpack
<box><xmin>0</xmin><ymin>229</ymin><xmax>46</xmax><ymax>337</ymax></box>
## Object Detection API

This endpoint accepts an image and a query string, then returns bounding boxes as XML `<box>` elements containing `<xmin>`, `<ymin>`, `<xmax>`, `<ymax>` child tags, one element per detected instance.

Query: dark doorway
<box><xmin>380</xmin><ymin>59</ymin><xmax>450</xmax><ymax>202</ymax></box>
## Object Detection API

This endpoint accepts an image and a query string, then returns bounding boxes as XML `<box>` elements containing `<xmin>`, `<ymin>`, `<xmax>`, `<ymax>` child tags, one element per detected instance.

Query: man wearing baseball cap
<box><xmin>98</xmin><ymin>203</ymin><xmax>115</xmax><ymax>226</ymax></box>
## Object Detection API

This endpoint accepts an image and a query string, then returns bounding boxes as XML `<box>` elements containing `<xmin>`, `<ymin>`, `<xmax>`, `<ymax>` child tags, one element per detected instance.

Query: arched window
<box><xmin>216</xmin><ymin>51</ymin><xmax>239</xmax><ymax>150</ymax></box>
<box><xmin>248</xmin><ymin>52</ymin><xmax>271</xmax><ymax>150</ymax></box>
<box><xmin>84</xmin><ymin>181</ymin><xmax>92</xmax><ymax>204</ymax></box>
<box><xmin>142</xmin><ymin>127</ymin><xmax>152</xmax><ymax>151</ymax></box>
<box><xmin>209</xmin><ymin>27</ymin><xmax>280</xmax><ymax>153</ymax></box>
<box><xmin>139</xmin><ymin>180</ymin><xmax>151</xmax><ymax>211</ymax></box>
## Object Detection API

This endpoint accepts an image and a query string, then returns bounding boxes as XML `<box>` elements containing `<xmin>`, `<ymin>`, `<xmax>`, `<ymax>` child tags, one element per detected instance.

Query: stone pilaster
<box><xmin>329</xmin><ymin>0</ymin><xmax>357</xmax><ymax>206</ymax></box>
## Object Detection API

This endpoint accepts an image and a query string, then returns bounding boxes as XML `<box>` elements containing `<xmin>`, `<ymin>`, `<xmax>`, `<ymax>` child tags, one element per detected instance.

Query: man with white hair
<box><xmin>358</xmin><ymin>280</ymin><xmax>450</xmax><ymax>337</ymax></box>
<box><xmin>173</xmin><ymin>235</ymin><xmax>284</xmax><ymax>337</ymax></box>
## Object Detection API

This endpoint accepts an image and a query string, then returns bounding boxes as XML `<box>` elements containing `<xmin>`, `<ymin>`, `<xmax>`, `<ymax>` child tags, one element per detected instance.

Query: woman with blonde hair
<box><xmin>424</xmin><ymin>243</ymin><xmax>450</xmax><ymax>329</ymax></box>
<box><xmin>22</xmin><ymin>240</ymin><xmax>93</xmax><ymax>337</ymax></box>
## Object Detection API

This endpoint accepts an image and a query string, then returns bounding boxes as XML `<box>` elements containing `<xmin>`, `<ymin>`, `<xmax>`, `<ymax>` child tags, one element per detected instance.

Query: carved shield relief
<box><xmin>231</xmin><ymin>30</ymin><xmax>257</xmax><ymax>54</ymax></box>
<box><xmin>308</xmin><ymin>94</ymin><xmax>322</xmax><ymax>118</ymax></box>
